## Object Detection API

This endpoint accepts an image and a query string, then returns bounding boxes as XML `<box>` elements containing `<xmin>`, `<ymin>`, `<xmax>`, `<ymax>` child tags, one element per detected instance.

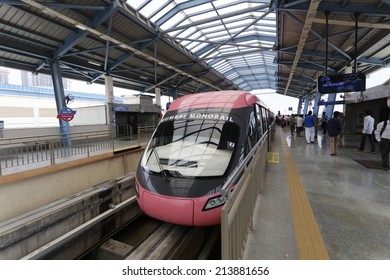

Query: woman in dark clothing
<box><xmin>327</xmin><ymin>111</ymin><xmax>343</xmax><ymax>155</ymax></box>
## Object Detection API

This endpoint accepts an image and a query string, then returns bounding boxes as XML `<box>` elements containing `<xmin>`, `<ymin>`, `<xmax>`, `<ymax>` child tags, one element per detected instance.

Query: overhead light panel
<box><xmin>75</xmin><ymin>24</ymin><xmax>87</xmax><ymax>31</ymax></box>
<box><xmin>88</xmin><ymin>60</ymin><xmax>101</xmax><ymax>66</ymax></box>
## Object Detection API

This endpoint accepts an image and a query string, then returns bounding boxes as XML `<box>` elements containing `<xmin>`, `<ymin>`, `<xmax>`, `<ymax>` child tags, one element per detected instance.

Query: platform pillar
<box><xmin>303</xmin><ymin>94</ymin><xmax>310</xmax><ymax>115</ymax></box>
<box><xmin>171</xmin><ymin>88</ymin><xmax>178</xmax><ymax>100</ymax></box>
<box><xmin>155</xmin><ymin>87</ymin><xmax>161</xmax><ymax>107</ymax></box>
<box><xmin>312</xmin><ymin>92</ymin><xmax>321</xmax><ymax>117</ymax></box>
<box><xmin>50</xmin><ymin>58</ymin><xmax>71</xmax><ymax>146</ymax></box>
<box><xmin>105</xmin><ymin>75</ymin><xmax>115</xmax><ymax>128</ymax></box>
<box><xmin>325</xmin><ymin>93</ymin><xmax>337</xmax><ymax>118</ymax></box>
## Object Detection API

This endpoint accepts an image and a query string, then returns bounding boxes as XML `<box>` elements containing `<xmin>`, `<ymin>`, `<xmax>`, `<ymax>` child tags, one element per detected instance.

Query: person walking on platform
<box><xmin>338</xmin><ymin>112</ymin><xmax>345</xmax><ymax>140</ymax></box>
<box><xmin>358</xmin><ymin>110</ymin><xmax>376</xmax><ymax>153</ymax></box>
<box><xmin>304</xmin><ymin>110</ymin><xmax>316</xmax><ymax>144</ymax></box>
<box><xmin>289</xmin><ymin>114</ymin><xmax>296</xmax><ymax>135</ymax></box>
<box><xmin>296</xmin><ymin>114</ymin><xmax>304</xmax><ymax>137</ymax></box>
<box><xmin>319</xmin><ymin>111</ymin><xmax>328</xmax><ymax>134</ymax></box>
<box><xmin>327</xmin><ymin>111</ymin><xmax>343</xmax><ymax>156</ymax></box>
<box><xmin>374</xmin><ymin>111</ymin><xmax>390</xmax><ymax>171</ymax></box>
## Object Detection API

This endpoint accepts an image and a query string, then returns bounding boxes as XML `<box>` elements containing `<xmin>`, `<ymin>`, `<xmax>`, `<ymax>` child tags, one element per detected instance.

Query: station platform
<box><xmin>244</xmin><ymin>127</ymin><xmax>390</xmax><ymax>260</ymax></box>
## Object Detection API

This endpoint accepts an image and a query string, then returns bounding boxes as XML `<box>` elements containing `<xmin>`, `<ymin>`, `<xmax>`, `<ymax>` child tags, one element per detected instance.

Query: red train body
<box><xmin>136</xmin><ymin>91</ymin><xmax>273</xmax><ymax>226</ymax></box>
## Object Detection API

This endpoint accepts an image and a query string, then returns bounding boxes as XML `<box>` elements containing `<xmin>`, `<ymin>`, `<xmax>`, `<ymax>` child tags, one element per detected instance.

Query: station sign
<box><xmin>57</xmin><ymin>107</ymin><xmax>76</xmax><ymax>122</ymax></box>
<box><xmin>317</xmin><ymin>73</ymin><xmax>366</xmax><ymax>94</ymax></box>
<box><xmin>317</xmin><ymin>100</ymin><xmax>345</xmax><ymax>106</ymax></box>
<box><xmin>112</xmin><ymin>105</ymin><xmax>129</xmax><ymax>111</ymax></box>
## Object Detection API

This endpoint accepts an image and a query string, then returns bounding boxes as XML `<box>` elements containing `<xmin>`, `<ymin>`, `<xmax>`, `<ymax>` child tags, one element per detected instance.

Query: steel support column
<box><xmin>303</xmin><ymin>94</ymin><xmax>310</xmax><ymax>115</ymax></box>
<box><xmin>312</xmin><ymin>92</ymin><xmax>321</xmax><ymax>116</ymax></box>
<box><xmin>171</xmin><ymin>88</ymin><xmax>178</xmax><ymax>100</ymax></box>
<box><xmin>297</xmin><ymin>98</ymin><xmax>303</xmax><ymax>115</ymax></box>
<box><xmin>50</xmin><ymin>59</ymin><xmax>71</xmax><ymax>146</ymax></box>
<box><xmin>325</xmin><ymin>94</ymin><xmax>337</xmax><ymax>118</ymax></box>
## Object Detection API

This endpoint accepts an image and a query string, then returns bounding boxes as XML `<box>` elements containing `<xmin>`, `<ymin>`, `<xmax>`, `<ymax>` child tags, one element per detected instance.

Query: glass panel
<box><xmin>141</xmin><ymin>119</ymin><xmax>240</xmax><ymax>177</ymax></box>
<box><xmin>125</xmin><ymin>0</ymin><xmax>276</xmax><ymax>92</ymax></box>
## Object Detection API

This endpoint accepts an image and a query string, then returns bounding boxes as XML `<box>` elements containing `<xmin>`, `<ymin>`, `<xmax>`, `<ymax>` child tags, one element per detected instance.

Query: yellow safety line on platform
<box><xmin>280</xmin><ymin>130</ymin><xmax>330</xmax><ymax>260</ymax></box>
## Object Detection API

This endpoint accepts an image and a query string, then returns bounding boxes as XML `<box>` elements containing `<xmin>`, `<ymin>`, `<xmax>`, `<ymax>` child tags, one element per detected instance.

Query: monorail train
<box><xmin>135</xmin><ymin>91</ymin><xmax>274</xmax><ymax>226</ymax></box>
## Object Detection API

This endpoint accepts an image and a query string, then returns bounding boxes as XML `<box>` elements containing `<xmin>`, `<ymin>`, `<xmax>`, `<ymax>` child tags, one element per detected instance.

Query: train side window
<box><xmin>152</xmin><ymin>121</ymin><xmax>174</xmax><ymax>146</ymax></box>
<box><xmin>245</xmin><ymin>109</ymin><xmax>257</xmax><ymax>156</ymax></box>
<box><xmin>255</xmin><ymin>104</ymin><xmax>264</xmax><ymax>136</ymax></box>
<box><xmin>218</xmin><ymin>122</ymin><xmax>239</xmax><ymax>150</ymax></box>
<box><xmin>262</xmin><ymin>108</ymin><xmax>268</xmax><ymax>131</ymax></box>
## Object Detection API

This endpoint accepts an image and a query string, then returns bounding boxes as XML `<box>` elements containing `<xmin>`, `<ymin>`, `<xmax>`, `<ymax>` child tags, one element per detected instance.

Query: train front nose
<box><xmin>137</xmin><ymin>185</ymin><xmax>222</xmax><ymax>226</ymax></box>
<box><xmin>140</xmin><ymin>189</ymin><xmax>195</xmax><ymax>226</ymax></box>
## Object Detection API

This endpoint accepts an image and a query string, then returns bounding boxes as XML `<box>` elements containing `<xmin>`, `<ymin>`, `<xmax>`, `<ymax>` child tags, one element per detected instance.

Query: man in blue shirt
<box><xmin>304</xmin><ymin>110</ymin><xmax>316</xmax><ymax>144</ymax></box>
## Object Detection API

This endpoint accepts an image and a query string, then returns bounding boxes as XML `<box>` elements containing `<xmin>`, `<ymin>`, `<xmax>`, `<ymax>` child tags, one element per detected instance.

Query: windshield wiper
<box><xmin>152</xmin><ymin>148</ymin><xmax>169</xmax><ymax>181</ymax></box>
<box><xmin>170</xmin><ymin>159</ymin><xmax>198</xmax><ymax>168</ymax></box>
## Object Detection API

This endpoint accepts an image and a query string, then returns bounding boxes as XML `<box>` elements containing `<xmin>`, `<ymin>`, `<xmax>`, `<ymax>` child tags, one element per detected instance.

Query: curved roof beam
<box><xmin>195</xmin><ymin>9</ymin><xmax>273</xmax><ymax>58</ymax></box>
<box><xmin>162</xmin><ymin>4</ymin><xmax>269</xmax><ymax>33</ymax></box>
<box><xmin>283</xmin><ymin>0</ymin><xmax>321</xmax><ymax>95</ymax></box>
<box><xmin>19</xmin><ymin>0</ymin><xmax>222</xmax><ymax>91</ymax></box>
<box><xmin>154</xmin><ymin>0</ymin><xmax>215</xmax><ymax>31</ymax></box>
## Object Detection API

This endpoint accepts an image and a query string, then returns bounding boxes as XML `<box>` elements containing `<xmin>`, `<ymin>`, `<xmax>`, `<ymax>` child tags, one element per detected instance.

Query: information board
<box><xmin>317</xmin><ymin>73</ymin><xmax>366</xmax><ymax>94</ymax></box>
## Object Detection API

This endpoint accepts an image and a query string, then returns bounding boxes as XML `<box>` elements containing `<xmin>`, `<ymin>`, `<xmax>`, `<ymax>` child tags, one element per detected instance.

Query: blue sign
<box><xmin>317</xmin><ymin>100</ymin><xmax>345</xmax><ymax>106</ymax></box>
<box><xmin>57</xmin><ymin>107</ymin><xmax>76</xmax><ymax>122</ymax></box>
<box><xmin>318</xmin><ymin>73</ymin><xmax>366</xmax><ymax>94</ymax></box>
<box><xmin>112</xmin><ymin>105</ymin><xmax>129</xmax><ymax>111</ymax></box>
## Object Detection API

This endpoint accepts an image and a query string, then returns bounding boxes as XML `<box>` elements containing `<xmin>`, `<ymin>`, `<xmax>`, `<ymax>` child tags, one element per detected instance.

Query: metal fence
<box><xmin>221</xmin><ymin>126</ymin><xmax>274</xmax><ymax>259</ymax></box>
<box><xmin>0</xmin><ymin>128</ymin><xmax>153</xmax><ymax>176</ymax></box>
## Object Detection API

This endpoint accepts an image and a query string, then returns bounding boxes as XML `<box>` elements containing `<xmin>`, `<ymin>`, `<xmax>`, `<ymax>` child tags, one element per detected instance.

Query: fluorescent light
<box><xmin>75</xmin><ymin>24</ymin><xmax>87</xmax><ymax>30</ymax></box>
<box><xmin>88</xmin><ymin>60</ymin><xmax>101</xmax><ymax>66</ymax></box>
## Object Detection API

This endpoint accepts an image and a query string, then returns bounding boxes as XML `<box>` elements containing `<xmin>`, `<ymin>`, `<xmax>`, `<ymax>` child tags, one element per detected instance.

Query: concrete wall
<box><xmin>71</xmin><ymin>105</ymin><xmax>107</xmax><ymax>126</ymax></box>
<box><xmin>1</xmin><ymin>124</ymin><xmax>110</xmax><ymax>138</ymax></box>
<box><xmin>0</xmin><ymin>148</ymin><xmax>144</xmax><ymax>222</ymax></box>
<box><xmin>344</xmin><ymin>83</ymin><xmax>390</xmax><ymax>134</ymax></box>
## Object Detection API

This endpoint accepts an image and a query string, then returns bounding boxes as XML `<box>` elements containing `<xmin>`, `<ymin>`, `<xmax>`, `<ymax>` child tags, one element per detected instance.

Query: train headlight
<box><xmin>203</xmin><ymin>195</ymin><xmax>226</xmax><ymax>210</ymax></box>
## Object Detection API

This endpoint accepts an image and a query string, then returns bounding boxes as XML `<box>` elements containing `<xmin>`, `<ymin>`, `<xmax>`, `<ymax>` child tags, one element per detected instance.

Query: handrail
<box><xmin>0</xmin><ymin>130</ymin><xmax>115</xmax><ymax>145</ymax></box>
<box><xmin>220</xmin><ymin>129</ymin><xmax>269</xmax><ymax>197</ymax></box>
<box><xmin>221</xmin><ymin>123</ymin><xmax>275</xmax><ymax>259</ymax></box>
<box><xmin>0</xmin><ymin>129</ymin><xmax>149</xmax><ymax>176</ymax></box>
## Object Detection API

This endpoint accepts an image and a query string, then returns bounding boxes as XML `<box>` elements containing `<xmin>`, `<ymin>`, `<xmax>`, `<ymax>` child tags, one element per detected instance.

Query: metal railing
<box><xmin>221</xmin><ymin>125</ymin><xmax>274</xmax><ymax>259</ymax></box>
<box><xmin>0</xmin><ymin>129</ymin><xmax>154</xmax><ymax>176</ymax></box>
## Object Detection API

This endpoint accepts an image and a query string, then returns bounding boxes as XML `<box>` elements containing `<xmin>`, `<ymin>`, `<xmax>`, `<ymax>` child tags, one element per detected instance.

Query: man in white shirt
<box><xmin>296</xmin><ymin>114</ymin><xmax>304</xmax><ymax>137</ymax></box>
<box><xmin>374</xmin><ymin>111</ymin><xmax>390</xmax><ymax>171</ymax></box>
<box><xmin>358</xmin><ymin>110</ymin><xmax>376</xmax><ymax>153</ymax></box>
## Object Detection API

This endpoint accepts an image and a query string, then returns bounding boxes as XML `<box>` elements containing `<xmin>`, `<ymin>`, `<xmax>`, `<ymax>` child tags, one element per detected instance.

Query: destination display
<box><xmin>317</xmin><ymin>73</ymin><xmax>366</xmax><ymax>94</ymax></box>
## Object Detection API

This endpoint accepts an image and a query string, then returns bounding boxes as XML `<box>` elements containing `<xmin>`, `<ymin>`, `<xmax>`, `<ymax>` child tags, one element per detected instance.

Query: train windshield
<box><xmin>141</xmin><ymin>119</ymin><xmax>239</xmax><ymax>178</ymax></box>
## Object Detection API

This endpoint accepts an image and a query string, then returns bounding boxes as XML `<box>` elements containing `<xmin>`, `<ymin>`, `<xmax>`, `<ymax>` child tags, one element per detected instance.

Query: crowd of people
<box><xmin>275</xmin><ymin>111</ymin><xmax>345</xmax><ymax>145</ymax></box>
<box><xmin>275</xmin><ymin>109</ymin><xmax>390</xmax><ymax>171</ymax></box>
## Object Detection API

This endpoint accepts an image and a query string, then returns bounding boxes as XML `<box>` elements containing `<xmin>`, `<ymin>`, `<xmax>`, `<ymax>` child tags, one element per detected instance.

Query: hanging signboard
<box><xmin>317</xmin><ymin>73</ymin><xmax>366</xmax><ymax>94</ymax></box>
<box><xmin>317</xmin><ymin>100</ymin><xmax>345</xmax><ymax>106</ymax></box>
<box><xmin>57</xmin><ymin>107</ymin><xmax>76</xmax><ymax>122</ymax></box>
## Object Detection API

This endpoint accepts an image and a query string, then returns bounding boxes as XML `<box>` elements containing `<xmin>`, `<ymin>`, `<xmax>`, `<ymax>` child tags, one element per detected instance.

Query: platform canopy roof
<box><xmin>0</xmin><ymin>0</ymin><xmax>389</xmax><ymax>99</ymax></box>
